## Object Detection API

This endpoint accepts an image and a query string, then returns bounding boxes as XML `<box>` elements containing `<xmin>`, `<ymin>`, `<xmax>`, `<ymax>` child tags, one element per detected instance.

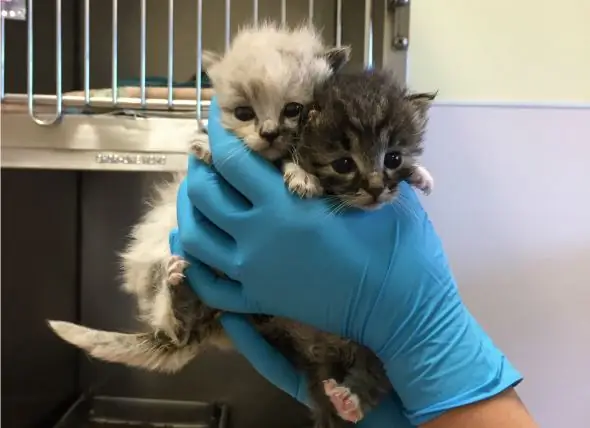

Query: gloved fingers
<box><xmin>185</xmin><ymin>155</ymin><xmax>251</xmax><ymax>235</ymax></box>
<box><xmin>184</xmin><ymin>260</ymin><xmax>261</xmax><ymax>314</ymax></box>
<box><xmin>220</xmin><ymin>313</ymin><xmax>310</xmax><ymax>406</ymax></box>
<box><xmin>207</xmin><ymin>98</ymin><xmax>285</xmax><ymax>205</ymax></box>
<box><xmin>175</xmin><ymin>180</ymin><xmax>240</xmax><ymax>278</ymax></box>
<box><xmin>169</xmin><ymin>229</ymin><xmax>257</xmax><ymax>313</ymax></box>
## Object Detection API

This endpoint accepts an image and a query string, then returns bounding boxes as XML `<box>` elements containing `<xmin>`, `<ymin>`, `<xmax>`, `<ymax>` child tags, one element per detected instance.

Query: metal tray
<box><xmin>53</xmin><ymin>395</ymin><xmax>229</xmax><ymax>428</ymax></box>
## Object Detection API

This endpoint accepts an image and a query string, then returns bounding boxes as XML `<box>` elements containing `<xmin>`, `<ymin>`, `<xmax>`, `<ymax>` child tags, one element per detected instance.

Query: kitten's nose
<box><xmin>260</xmin><ymin>129</ymin><xmax>280</xmax><ymax>143</ymax></box>
<box><xmin>260</xmin><ymin>120</ymin><xmax>279</xmax><ymax>144</ymax></box>
<box><xmin>367</xmin><ymin>187</ymin><xmax>383</xmax><ymax>200</ymax></box>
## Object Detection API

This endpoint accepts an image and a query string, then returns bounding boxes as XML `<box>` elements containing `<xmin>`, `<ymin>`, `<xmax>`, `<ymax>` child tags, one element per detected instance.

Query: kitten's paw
<box><xmin>409</xmin><ymin>165</ymin><xmax>434</xmax><ymax>195</ymax></box>
<box><xmin>151</xmin><ymin>256</ymin><xmax>189</xmax><ymax>345</ymax></box>
<box><xmin>283</xmin><ymin>162</ymin><xmax>323</xmax><ymax>198</ymax></box>
<box><xmin>167</xmin><ymin>255</ymin><xmax>189</xmax><ymax>286</ymax></box>
<box><xmin>189</xmin><ymin>133</ymin><xmax>212</xmax><ymax>164</ymax></box>
<box><xmin>323</xmin><ymin>379</ymin><xmax>364</xmax><ymax>423</ymax></box>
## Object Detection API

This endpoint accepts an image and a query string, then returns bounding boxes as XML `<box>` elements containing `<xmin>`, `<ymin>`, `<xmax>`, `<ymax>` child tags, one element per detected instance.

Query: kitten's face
<box><xmin>203</xmin><ymin>23</ymin><xmax>350</xmax><ymax>161</ymax></box>
<box><xmin>300</xmin><ymin>71</ymin><xmax>435</xmax><ymax>210</ymax></box>
<box><xmin>215</xmin><ymin>77</ymin><xmax>309</xmax><ymax>161</ymax></box>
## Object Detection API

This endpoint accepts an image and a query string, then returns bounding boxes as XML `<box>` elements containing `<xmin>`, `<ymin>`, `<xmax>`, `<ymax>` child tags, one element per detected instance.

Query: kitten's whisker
<box><xmin>289</xmin><ymin>147</ymin><xmax>302</xmax><ymax>165</ymax></box>
<box><xmin>314</xmin><ymin>198</ymin><xmax>342</xmax><ymax>222</ymax></box>
<box><xmin>334</xmin><ymin>201</ymin><xmax>352</xmax><ymax>217</ymax></box>
<box><xmin>323</xmin><ymin>195</ymin><xmax>341</xmax><ymax>207</ymax></box>
<box><xmin>331</xmin><ymin>204</ymin><xmax>345</xmax><ymax>217</ymax></box>
<box><xmin>218</xmin><ymin>145</ymin><xmax>249</xmax><ymax>169</ymax></box>
<box><xmin>323</xmin><ymin>198</ymin><xmax>350</xmax><ymax>220</ymax></box>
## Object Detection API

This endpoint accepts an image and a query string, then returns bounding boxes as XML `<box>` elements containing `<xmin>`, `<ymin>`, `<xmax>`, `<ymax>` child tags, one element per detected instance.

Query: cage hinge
<box><xmin>388</xmin><ymin>0</ymin><xmax>410</xmax><ymax>11</ymax></box>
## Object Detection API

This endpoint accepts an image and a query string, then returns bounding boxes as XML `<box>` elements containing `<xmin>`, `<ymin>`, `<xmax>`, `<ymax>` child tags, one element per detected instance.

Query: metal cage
<box><xmin>1</xmin><ymin>2</ymin><xmax>411</xmax><ymax>428</ymax></box>
<box><xmin>0</xmin><ymin>0</ymin><xmax>410</xmax><ymax>171</ymax></box>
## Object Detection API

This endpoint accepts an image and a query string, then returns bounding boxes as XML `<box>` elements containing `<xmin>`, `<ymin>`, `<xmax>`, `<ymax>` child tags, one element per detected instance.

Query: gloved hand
<box><xmin>170</xmin><ymin>99</ymin><xmax>522</xmax><ymax>426</ymax></box>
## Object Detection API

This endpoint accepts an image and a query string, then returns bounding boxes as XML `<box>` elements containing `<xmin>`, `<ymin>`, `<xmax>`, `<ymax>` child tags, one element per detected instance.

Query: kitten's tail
<box><xmin>47</xmin><ymin>320</ymin><xmax>198</xmax><ymax>373</ymax></box>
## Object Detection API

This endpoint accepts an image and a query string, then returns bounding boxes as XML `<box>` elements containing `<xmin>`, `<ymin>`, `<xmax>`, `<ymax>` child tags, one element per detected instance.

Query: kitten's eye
<box><xmin>331</xmin><ymin>157</ymin><xmax>357</xmax><ymax>174</ymax></box>
<box><xmin>283</xmin><ymin>102</ymin><xmax>303</xmax><ymax>118</ymax></box>
<box><xmin>234</xmin><ymin>106</ymin><xmax>256</xmax><ymax>121</ymax></box>
<box><xmin>384</xmin><ymin>152</ymin><xmax>403</xmax><ymax>169</ymax></box>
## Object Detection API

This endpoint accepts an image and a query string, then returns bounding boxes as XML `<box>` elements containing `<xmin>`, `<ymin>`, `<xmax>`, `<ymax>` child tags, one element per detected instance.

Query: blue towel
<box><xmin>119</xmin><ymin>71</ymin><xmax>212</xmax><ymax>88</ymax></box>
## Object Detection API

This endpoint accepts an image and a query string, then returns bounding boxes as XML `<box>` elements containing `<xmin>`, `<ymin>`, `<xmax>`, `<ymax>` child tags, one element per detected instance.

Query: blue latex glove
<box><xmin>170</xmin><ymin>99</ymin><xmax>522</xmax><ymax>426</ymax></box>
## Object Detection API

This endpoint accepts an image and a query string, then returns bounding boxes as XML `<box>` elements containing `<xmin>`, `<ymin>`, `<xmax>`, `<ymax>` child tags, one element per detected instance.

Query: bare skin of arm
<box><xmin>422</xmin><ymin>389</ymin><xmax>539</xmax><ymax>428</ymax></box>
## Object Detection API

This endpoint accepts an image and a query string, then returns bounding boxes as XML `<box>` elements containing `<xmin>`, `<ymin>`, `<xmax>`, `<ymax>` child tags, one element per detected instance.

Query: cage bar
<box><xmin>83</xmin><ymin>0</ymin><xmax>90</xmax><ymax>105</ymax></box>
<box><xmin>167</xmin><ymin>0</ymin><xmax>174</xmax><ymax>108</ymax></box>
<box><xmin>195</xmin><ymin>0</ymin><xmax>203</xmax><ymax>123</ymax></box>
<box><xmin>336</xmin><ymin>0</ymin><xmax>342</xmax><ymax>46</ymax></box>
<box><xmin>225</xmin><ymin>0</ymin><xmax>231</xmax><ymax>51</ymax></box>
<box><xmin>363</xmin><ymin>0</ymin><xmax>373</xmax><ymax>67</ymax></box>
<box><xmin>111</xmin><ymin>0</ymin><xmax>118</xmax><ymax>105</ymax></box>
<box><xmin>26</xmin><ymin>0</ymin><xmax>62</xmax><ymax>125</ymax></box>
<box><xmin>6</xmin><ymin>93</ymin><xmax>199</xmax><ymax>110</ymax></box>
<box><xmin>1</xmin><ymin>15</ymin><xmax>5</xmax><ymax>100</ymax></box>
<box><xmin>140</xmin><ymin>0</ymin><xmax>147</xmax><ymax>106</ymax></box>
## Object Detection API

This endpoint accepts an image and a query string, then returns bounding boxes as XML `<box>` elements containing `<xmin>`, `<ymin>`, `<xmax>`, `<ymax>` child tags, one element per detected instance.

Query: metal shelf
<box><xmin>1</xmin><ymin>112</ymin><xmax>207</xmax><ymax>172</ymax></box>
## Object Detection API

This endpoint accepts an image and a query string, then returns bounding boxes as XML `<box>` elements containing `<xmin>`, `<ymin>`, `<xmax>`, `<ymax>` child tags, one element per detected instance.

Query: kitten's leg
<box><xmin>189</xmin><ymin>130</ymin><xmax>212</xmax><ymax>164</ymax></box>
<box><xmin>322</xmin><ymin>351</ymin><xmax>390</xmax><ymax>424</ymax></box>
<box><xmin>323</xmin><ymin>379</ymin><xmax>364</xmax><ymax>423</ymax></box>
<box><xmin>167</xmin><ymin>255</ymin><xmax>188</xmax><ymax>286</ymax></box>
<box><xmin>283</xmin><ymin>161</ymin><xmax>324</xmax><ymax>198</ymax></box>
<box><xmin>151</xmin><ymin>255</ymin><xmax>190</xmax><ymax>346</ymax></box>
<box><xmin>307</xmin><ymin>373</ymin><xmax>351</xmax><ymax>428</ymax></box>
<box><xmin>408</xmin><ymin>163</ymin><xmax>434</xmax><ymax>195</ymax></box>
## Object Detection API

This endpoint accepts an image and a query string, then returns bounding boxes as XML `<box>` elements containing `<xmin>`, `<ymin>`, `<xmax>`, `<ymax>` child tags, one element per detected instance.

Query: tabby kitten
<box><xmin>276</xmin><ymin>69</ymin><xmax>437</xmax><ymax>424</ymax></box>
<box><xmin>293</xmin><ymin>68</ymin><xmax>435</xmax><ymax>208</ymax></box>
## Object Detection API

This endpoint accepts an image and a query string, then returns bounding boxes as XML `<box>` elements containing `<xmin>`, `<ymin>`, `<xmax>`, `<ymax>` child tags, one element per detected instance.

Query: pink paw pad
<box><xmin>167</xmin><ymin>256</ymin><xmax>188</xmax><ymax>286</ymax></box>
<box><xmin>323</xmin><ymin>379</ymin><xmax>364</xmax><ymax>423</ymax></box>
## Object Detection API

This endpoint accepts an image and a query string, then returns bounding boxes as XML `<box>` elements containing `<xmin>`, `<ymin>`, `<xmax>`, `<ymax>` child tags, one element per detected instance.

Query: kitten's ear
<box><xmin>407</xmin><ymin>91</ymin><xmax>437</xmax><ymax>114</ymax></box>
<box><xmin>307</xmin><ymin>107</ymin><xmax>321</xmax><ymax>125</ymax></box>
<box><xmin>201</xmin><ymin>50</ymin><xmax>223</xmax><ymax>72</ymax></box>
<box><xmin>323</xmin><ymin>46</ymin><xmax>352</xmax><ymax>72</ymax></box>
<box><xmin>302</xmin><ymin>103</ymin><xmax>322</xmax><ymax>127</ymax></box>
<box><xmin>406</xmin><ymin>91</ymin><xmax>437</xmax><ymax>125</ymax></box>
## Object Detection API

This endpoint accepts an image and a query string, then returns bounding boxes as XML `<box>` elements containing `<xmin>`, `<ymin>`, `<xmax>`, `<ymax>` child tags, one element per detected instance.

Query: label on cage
<box><xmin>95</xmin><ymin>152</ymin><xmax>167</xmax><ymax>166</ymax></box>
<box><xmin>1</xmin><ymin>0</ymin><xmax>26</xmax><ymax>21</ymax></box>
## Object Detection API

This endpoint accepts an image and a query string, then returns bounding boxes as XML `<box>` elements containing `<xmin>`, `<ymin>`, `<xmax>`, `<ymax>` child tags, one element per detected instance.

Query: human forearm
<box><xmin>421</xmin><ymin>388</ymin><xmax>538</xmax><ymax>428</ymax></box>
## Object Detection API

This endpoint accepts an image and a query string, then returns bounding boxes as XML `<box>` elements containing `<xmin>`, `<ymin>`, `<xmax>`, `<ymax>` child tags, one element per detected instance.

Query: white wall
<box><xmin>408</xmin><ymin>0</ymin><xmax>590</xmax><ymax>103</ymax></box>
<box><xmin>419</xmin><ymin>105</ymin><xmax>590</xmax><ymax>427</ymax></box>
<box><xmin>409</xmin><ymin>3</ymin><xmax>590</xmax><ymax>425</ymax></box>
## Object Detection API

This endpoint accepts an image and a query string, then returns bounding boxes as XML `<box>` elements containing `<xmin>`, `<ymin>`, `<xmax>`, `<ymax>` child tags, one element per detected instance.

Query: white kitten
<box><xmin>49</xmin><ymin>21</ymin><xmax>351</xmax><ymax>371</ymax></box>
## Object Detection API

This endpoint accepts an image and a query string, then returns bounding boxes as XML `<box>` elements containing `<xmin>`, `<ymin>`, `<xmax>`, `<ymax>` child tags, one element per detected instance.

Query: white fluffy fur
<box><xmin>48</xmin><ymin>320</ymin><xmax>198</xmax><ymax>373</ymax></box>
<box><xmin>204</xmin><ymin>21</ymin><xmax>342</xmax><ymax>159</ymax></box>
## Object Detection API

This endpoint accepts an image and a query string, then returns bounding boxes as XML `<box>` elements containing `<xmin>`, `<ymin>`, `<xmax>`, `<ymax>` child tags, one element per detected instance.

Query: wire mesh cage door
<box><xmin>0</xmin><ymin>0</ymin><xmax>411</xmax><ymax>126</ymax></box>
